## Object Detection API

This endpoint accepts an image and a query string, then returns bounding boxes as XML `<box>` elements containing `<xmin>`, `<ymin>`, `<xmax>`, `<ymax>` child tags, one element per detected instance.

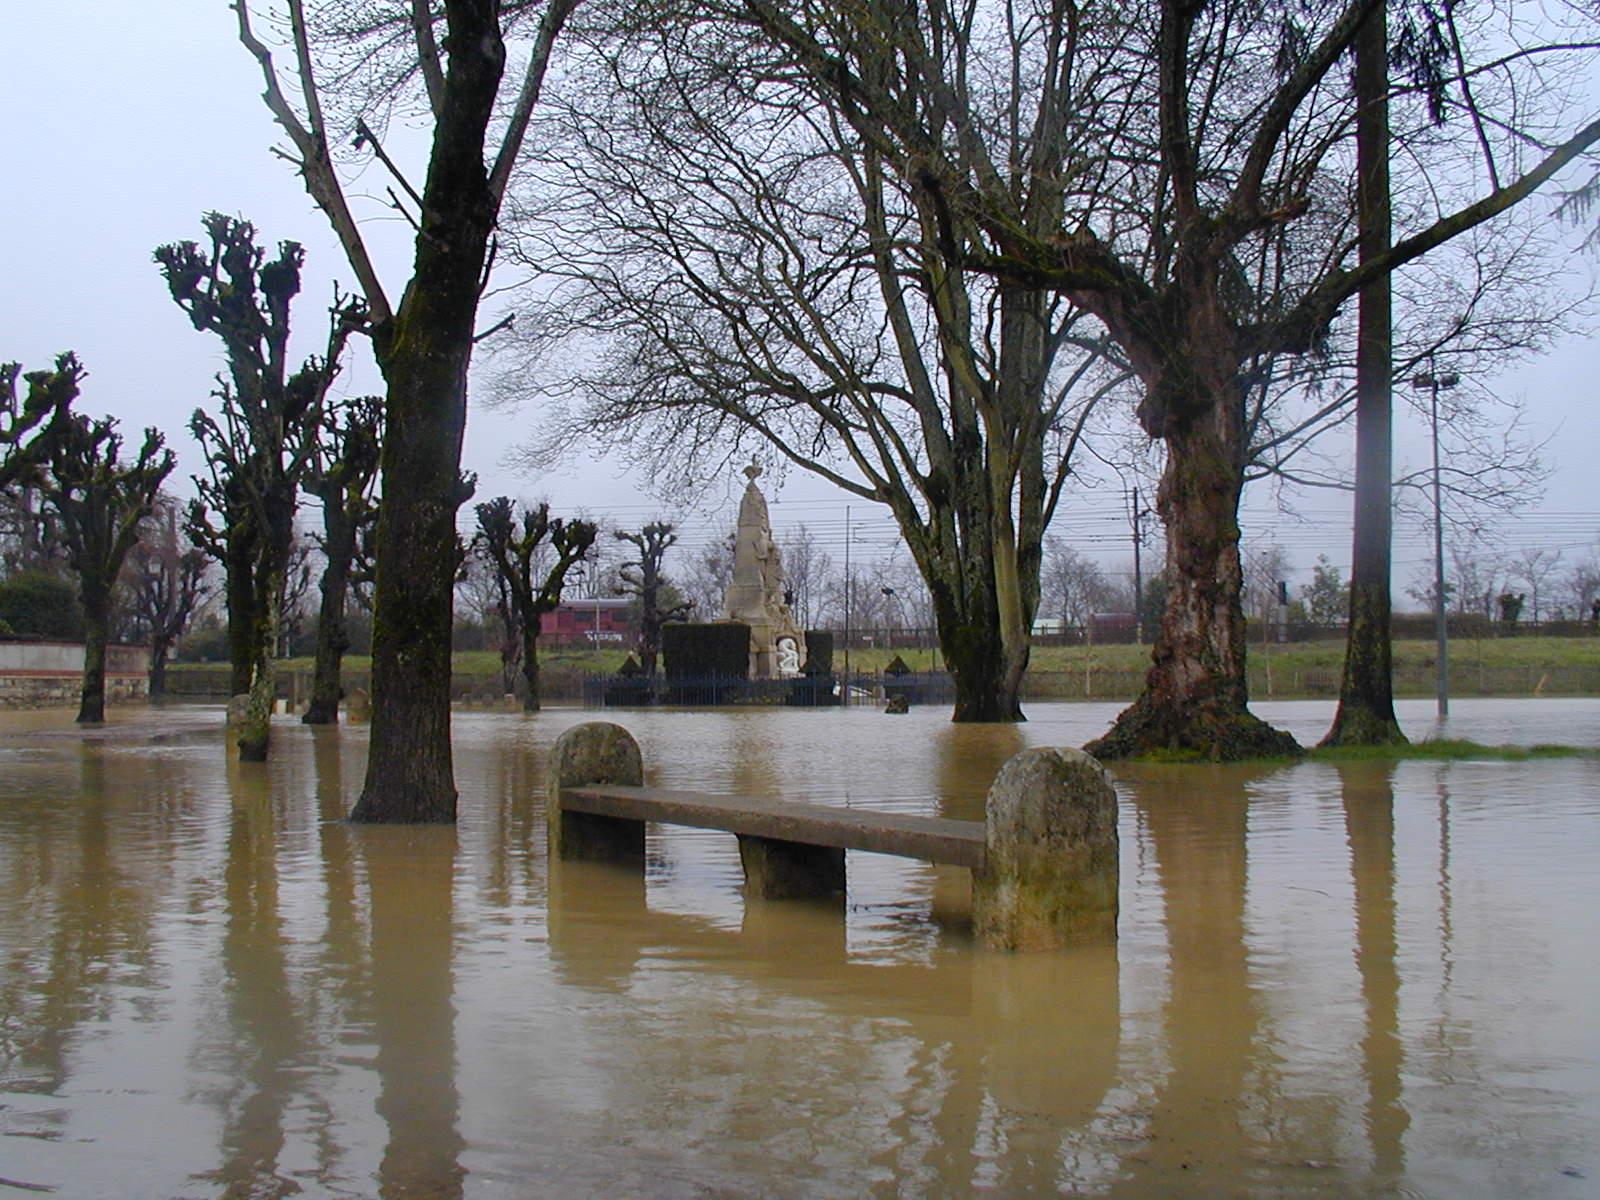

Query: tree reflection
<box><xmin>198</xmin><ymin>750</ymin><xmax>304</xmax><ymax>1198</ymax></box>
<box><xmin>1340</xmin><ymin>760</ymin><xmax>1409</xmax><ymax>1183</ymax></box>
<box><xmin>359</xmin><ymin>825</ymin><xmax>465</xmax><ymax>1200</ymax></box>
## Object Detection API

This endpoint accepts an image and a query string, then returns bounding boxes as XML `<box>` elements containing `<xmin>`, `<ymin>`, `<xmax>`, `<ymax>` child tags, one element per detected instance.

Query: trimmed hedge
<box><xmin>663</xmin><ymin>623</ymin><xmax>750</xmax><ymax>679</ymax></box>
<box><xmin>0</xmin><ymin>571</ymin><xmax>84</xmax><ymax>640</ymax></box>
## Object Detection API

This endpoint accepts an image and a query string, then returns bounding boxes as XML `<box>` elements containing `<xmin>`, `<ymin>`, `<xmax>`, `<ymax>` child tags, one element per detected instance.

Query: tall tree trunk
<box><xmin>520</xmin><ymin>617</ymin><xmax>543</xmax><ymax>714</ymax></box>
<box><xmin>1324</xmin><ymin>1</ymin><xmax>1406</xmax><ymax>747</ymax></box>
<box><xmin>77</xmin><ymin>600</ymin><xmax>108</xmax><ymax>725</ymax></box>
<box><xmin>1087</xmin><ymin>364</ymin><xmax>1300</xmax><ymax>760</ymax></box>
<box><xmin>303</xmin><ymin>521</ymin><xmax>353</xmax><ymax>725</ymax></box>
<box><xmin>148</xmin><ymin>636</ymin><xmax>171</xmax><ymax>699</ymax></box>
<box><xmin>226</xmin><ymin>532</ymin><xmax>258</xmax><ymax>698</ymax></box>
<box><xmin>349</xmin><ymin>16</ymin><xmax>508</xmax><ymax>824</ymax></box>
<box><xmin>238</xmin><ymin>561</ymin><xmax>283</xmax><ymax>762</ymax></box>
<box><xmin>928</xmin><ymin>568</ymin><xmax>1027</xmax><ymax>721</ymax></box>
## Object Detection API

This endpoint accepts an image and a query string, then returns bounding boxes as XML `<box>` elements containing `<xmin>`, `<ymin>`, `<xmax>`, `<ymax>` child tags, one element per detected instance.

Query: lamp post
<box><xmin>881</xmin><ymin>585</ymin><xmax>899</xmax><ymax>653</ymax></box>
<box><xmin>1412</xmin><ymin>367</ymin><xmax>1458</xmax><ymax>719</ymax></box>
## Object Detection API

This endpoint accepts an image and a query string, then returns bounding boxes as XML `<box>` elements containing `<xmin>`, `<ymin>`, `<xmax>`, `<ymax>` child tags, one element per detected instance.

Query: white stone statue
<box><xmin>776</xmin><ymin>637</ymin><xmax>801</xmax><ymax>678</ymax></box>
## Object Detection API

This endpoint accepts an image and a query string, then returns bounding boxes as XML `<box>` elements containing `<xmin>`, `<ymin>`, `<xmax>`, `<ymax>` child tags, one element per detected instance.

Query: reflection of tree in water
<box><xmin>934</xmin><ymin>723</ymin><xmax>1025</xmax><ymax>822</ymax></box>
<box><xmin>360</xmin><ymin>825</ymin><xmax>465</xmax><ymax>1200</ymax></box>
<box><xmin>193</xmin><ymin>751</ymin><xmax>306</xmax><ymax>1199</ymax></box>
<box><xmin>1109</xmin><ymin>763</ymin><xmax>1289</xmax><ymax>1194</ymax></box>
<box><xmin>0</xmin><ymin>747</ymin><xmax>170</xmax><ymax>1095</ymax></box>
<box><xmin>1339</xmin><ymin>761</ymin><xmax>1409</xmax><ymax>1184</ymax></box>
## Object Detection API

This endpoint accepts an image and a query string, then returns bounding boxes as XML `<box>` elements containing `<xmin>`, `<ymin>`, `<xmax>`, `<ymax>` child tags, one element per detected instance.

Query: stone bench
<box><xmin>547</xmin><ymin>721</ymin><xmax>1118</xmax><ymax>951</ymax></box>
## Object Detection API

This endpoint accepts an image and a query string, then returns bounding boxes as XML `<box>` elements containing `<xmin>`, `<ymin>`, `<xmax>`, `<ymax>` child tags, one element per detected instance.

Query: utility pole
<box><xmin>843</xmin><ymin>504</ymin><xmax>851</xmax><ymax>703</ymax></box>
<box><xmin>1130</xmin><ymin>487</ymin><xmax>1145</xmax><ymax>644</ymax></box>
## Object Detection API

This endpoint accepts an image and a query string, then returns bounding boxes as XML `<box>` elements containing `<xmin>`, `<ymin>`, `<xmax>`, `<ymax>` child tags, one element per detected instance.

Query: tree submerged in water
<box><xmin>42</xmin><ymin>403</ymin><xmax>175</xmax><ymax>724</ymax></box>
<box><xmin>156</xmin><ymin>212</ymin><xmax>361</xmax><ymax>762</ymax></box>
<box><xmin>474</xmin><ymin>497</ymin><xmax>597</xmax><ymax>712</ymax></box>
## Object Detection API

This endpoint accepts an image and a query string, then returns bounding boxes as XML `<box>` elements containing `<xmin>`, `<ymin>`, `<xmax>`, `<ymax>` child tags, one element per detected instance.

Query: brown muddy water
<box><xmin>1</xmin><ymin>699</ymin><xmax>1597</xmax><ymax>1198</ymax></box>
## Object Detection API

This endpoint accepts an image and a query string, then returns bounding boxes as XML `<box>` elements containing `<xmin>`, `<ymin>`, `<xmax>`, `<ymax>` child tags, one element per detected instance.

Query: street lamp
<box><xmin>880</xmin><ymin>585</ymin><xmax>899</xmax><ymax>652</ymax></box>
<box><xmin>1412</xmin><ymin>367</ymin><xmax>1459</xmax><ymax>719</ymax></box>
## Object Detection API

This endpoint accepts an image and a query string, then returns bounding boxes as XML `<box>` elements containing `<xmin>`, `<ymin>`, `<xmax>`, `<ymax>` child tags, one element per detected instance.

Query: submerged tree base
<box><xmin>1319</xmin><ymin>700</ymin><xmax>1409</xmax><ymax>750</ymax></box>
<box><xmin>1085</xmin><ymin>694</ymin><xmax>1302</xmax><ymax>762</ymax></box>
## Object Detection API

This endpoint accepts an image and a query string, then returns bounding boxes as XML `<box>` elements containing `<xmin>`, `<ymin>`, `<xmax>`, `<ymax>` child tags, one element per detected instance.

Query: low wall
<box><xmin>0</xmin><ymin>640</ymin><xmax>150</xmax><ymax>709</ymax></box>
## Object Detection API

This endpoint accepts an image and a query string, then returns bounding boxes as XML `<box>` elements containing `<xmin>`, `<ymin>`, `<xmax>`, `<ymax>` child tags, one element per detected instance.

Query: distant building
<box><xmin>542</xmin><ymin>597</ymin><xmax>634</xmax><ymax>647</ymax></box>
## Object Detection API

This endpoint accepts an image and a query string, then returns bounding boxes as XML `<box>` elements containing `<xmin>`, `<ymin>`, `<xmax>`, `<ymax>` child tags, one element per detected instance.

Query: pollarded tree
<box><xmin>511</xmin><ymin>11</ymin><xmax>1129</xmax><ymax>720</ymax></box>
<box><xmin>156</xmin><ymin>213</ymin><xmax>361</xmax><ymax>761</ymax></box>
<box><xmin>128</xmin><ymin>495</ymin><xmax>210</xmax><ymax>699</ymax></box>
<box><xmin>0</xmin><ymin>354</ymin><xmax>80</xmax><ymax>492</ymax></box>
<box><xmin>614</xmin><ymin>522</ymin><xmax>692</xmax><ymax>675</ymax></box>
<box><xmin>730</xmin><ymin>0</ymin><xmax>1600</xmax><ymax>757</ymax></box>
<box><xmin>233</xmin><ymin>0</ymin><xmax>578</xmax><ymax>821</ymax></box>
<box><xmin>302</xmin><ymin>396</ymin><xmax>383</xmax><ymax>724</ymax></box>
<box><xmin>41</xmin><ymin>410</ymin><xmax>175</xmax><ymax>723</ymax></box>
<box><xmin>473</xmin><ymin>498</ymin><xmax>597</xmax><ymax>711</ymax></box>
<box><xmin>186</xmin><ymin>477</ymin><xmax>261</xmax><ymax>698</ymax></box>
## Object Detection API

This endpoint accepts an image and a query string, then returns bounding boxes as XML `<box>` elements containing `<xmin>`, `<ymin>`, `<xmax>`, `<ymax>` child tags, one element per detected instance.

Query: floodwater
<box><xmin>1</xmin><ymin>699</ymin><xmax>1597</xmax><ymax>1198</ymax></box>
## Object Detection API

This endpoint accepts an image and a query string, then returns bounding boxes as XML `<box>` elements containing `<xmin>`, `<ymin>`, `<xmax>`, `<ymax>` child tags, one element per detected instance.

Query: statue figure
<box><xmin>776</xmin><ymin>637</ymin><xmax>801</xmax><ymax>678</ymax></box>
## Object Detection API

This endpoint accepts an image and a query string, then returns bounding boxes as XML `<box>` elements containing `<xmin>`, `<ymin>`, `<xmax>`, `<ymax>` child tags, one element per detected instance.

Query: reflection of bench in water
<box><xmin>548</xmin><ymin>721</ymin><xmax>1119</xmax><ymax>952</ymax></box>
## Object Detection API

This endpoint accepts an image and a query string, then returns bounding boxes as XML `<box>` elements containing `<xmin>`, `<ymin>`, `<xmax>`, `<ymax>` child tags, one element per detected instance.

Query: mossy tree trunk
<box><xmin>77</xmin><ymin>587</ymin><xmax>109</xmax><ymax>725</ymax></box>
<box><xmin>520</xmin><ymin>616</ymin><xmax>543</xmax><ymax>714</ymax></box>
<box><xmin>303</xmin><ymin>397</ymin><xmax>380</xmax><ymax>726</ymax></box>
<box><xmin>222</xmin><ymin>501</ymin><xmax>260</xmax><ymax>699</ymax></box>
<box><xmin>229</xmin><ymin>0</ymin><xmax>581</xmax><ymax>815</ymax></box>
<box><xmin>238</xmin><ymin>524</ymin><xmax>291</xmax><ymax>762</ymax></box>
<box><xmin>1086</xmin><ymin>331</ymin><xmax>1299</xmax><ymax>760</ymax></box>
<box><xmin>303</xmin><ymin>540</ymin><xmax>352</xmax><ymax>725</ymax></box>
<box><xmin>893</xmin><ymin>282</ymin><xmax>1051</xmax><ymax>724</ymax></box>
<box><xmin>354</xmin><ymin>319</ymin><xmax>479</xmax><ymax>820</ymax></box>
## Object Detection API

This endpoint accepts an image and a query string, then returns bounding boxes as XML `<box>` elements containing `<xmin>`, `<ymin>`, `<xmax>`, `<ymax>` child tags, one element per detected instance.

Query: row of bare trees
<box><xmin>226</xmin><ymin>0</ymin><xmax>1598</xmax><ymax>819</ymax></box>
<box><xmin>0</xmin><ymin>356</ymin><xmax>178</xmax><ymax>722</ymax></box>
<box><xmin>156</xmin><ymin>213</ymin><xmax>384</xmax><ymax>760</ymax></box>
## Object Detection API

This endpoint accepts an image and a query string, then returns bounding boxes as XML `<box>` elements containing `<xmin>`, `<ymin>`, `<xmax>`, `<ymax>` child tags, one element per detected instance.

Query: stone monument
<box><xmin>723</xmin><ymin>463</ymin><xmax>806</xmax><ymax>679</ymax></box>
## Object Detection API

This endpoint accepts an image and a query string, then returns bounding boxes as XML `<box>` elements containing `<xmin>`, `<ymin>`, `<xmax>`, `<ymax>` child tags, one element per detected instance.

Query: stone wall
<box><xmin>0</xmin><ymin>640</ymin><xmax>150</xmax><ymax>710</ymax></box>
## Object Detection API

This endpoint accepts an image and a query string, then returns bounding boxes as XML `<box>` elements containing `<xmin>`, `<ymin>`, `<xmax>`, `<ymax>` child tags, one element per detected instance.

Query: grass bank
<box><xmin>165</xmin><ymin>634</ymin><xmax>1600</xmax><ymax>702</ymax></box>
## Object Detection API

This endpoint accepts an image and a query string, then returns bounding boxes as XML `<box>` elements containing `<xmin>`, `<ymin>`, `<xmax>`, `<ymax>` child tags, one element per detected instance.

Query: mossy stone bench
<box><xmin>547</xmin><ymin>721</ymin><xmax>1118</xmax><ymax>951</ymax></box>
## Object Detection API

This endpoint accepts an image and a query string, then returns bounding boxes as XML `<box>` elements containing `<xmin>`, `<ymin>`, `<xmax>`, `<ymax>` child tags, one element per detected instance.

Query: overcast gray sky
<box><xmin>4</xmin><ymin>2</ymin><xmax>1596</xmax><ymax>602</ymax></box>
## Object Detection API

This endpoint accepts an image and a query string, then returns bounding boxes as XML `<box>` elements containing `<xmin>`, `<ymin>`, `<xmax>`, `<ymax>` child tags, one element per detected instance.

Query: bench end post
<box><xmin>973</xmin><ymin>747</ymin><xmax>1118</xmax><ymax>952</ymax></box>
<box><xmin>547</xmin><ymin>722</ymin><xmax>645</xmax><ymax>864</ymax></box>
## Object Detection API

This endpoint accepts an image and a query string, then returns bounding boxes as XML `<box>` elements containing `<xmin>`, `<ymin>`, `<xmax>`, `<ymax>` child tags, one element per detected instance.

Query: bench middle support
<box><xmin>738</xmin><ymin>834</ymin><xmax>846</xmax><ymax>900</ymax></box>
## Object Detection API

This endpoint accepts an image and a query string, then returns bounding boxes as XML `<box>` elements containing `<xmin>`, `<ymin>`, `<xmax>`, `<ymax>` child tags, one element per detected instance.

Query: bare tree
<box><xmin>1243</xmin><ymin>542</ymin><xmax>1293</xmax><ymax>627</ymax></box>
<box><xmin>302</xmin><ymin>396</ymin><xmax>382</xmax><ymax>724</ymax></box>
<box><xmin>728</xmin><ymin>0</ymin><xmax>1600</xmax><ymax>757</ymax></box>
<box><xmin>40</xmin><ymin>410</ymin><xmax>175</xmax><ymax>723</ymax></box>
<box><xmin>473</xmin><ymin>498</ymin><xmax>597</xmax><ymax>711</ymax></box>
<box><xmin>234</xmin><ymin>0</ymin><xmax>578</xmax><ymax>819</ymax></box>
<box><xmin>510</xmin><ymin>11</ymin><xmax>1125</xmax><ymax>721</ymax></box>
<box><xmin>1448</xmin><ymin>535</ymin><xmax>1504</xmax><ymax>620</ymax></box>
<box><xmin>128</xmin><ymin>495</ymin><xmax>210</xmax><ymax>699</ymax></box>
<box><xmin>1512</xmin><ymin>547</ymin><xmax>1564</xmax><ymax>624</ymax></box>
<box><xmin>678</xmin><ymin>529</ymin><xmax>736</xmax><ymax>620</ymax></box>
<box><xmin>1041</xmin><ymin>540</ymin><xmax>1116</xmax><ymax>633</ymax></box>
<box><xmin>156</xmin><ymin>213</ymin><xmax>359</xmax><ymax>761</ymax></box>
<box><xmin>614</xmin><ymin>522</ymin><xmax>692</xmax><ymax>675</ymax></box>
<box><xmin>776</xmin><ymin>524</ymin><xmax>830</xmax><ymax>630</ymax></box>
<box><xmin>1564</xmin><ymin>548</ymin><xmax>1600</xmax><ymax>622</ymax></box>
